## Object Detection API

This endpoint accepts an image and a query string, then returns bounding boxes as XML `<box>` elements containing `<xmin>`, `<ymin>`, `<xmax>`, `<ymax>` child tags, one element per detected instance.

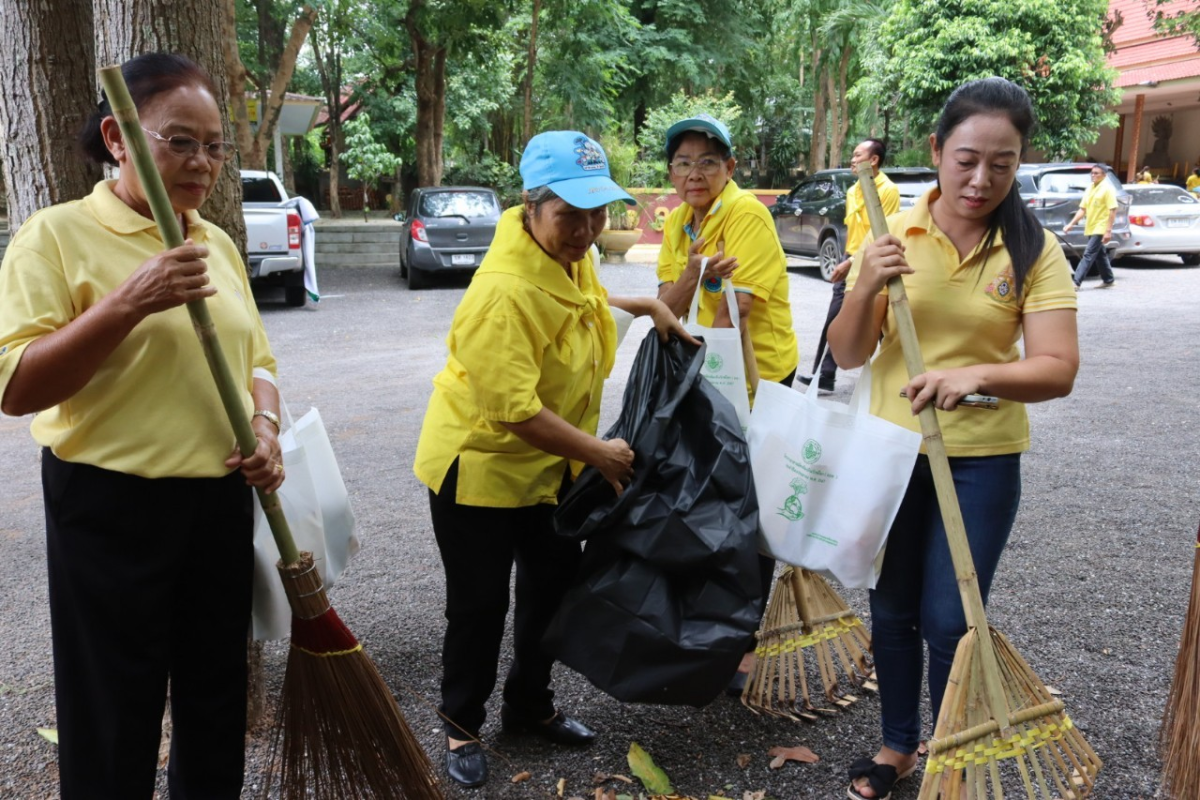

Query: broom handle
<box><xmin>853</xmin><ymin>163</ymin><xmax>1010</xmax><ymax>728</ymax></box>
<box><xmin>99</xmin><ymin>66</ymin><xmax>301</xmax><ymax>566</ymax></box>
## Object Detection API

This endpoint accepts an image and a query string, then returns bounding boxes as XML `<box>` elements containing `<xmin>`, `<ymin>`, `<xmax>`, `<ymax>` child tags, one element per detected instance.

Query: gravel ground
<box><xmin>0</xmin><ymin>251</ymin><xmax>1196</xmax><ymax>800</ymax></box>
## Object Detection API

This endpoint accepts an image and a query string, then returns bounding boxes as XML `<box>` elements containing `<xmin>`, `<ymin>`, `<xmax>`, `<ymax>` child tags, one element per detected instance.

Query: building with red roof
<box><xmin>1091</xmin><ymin>0</ymin><xmax>1200</xmax><ymax>182</ymax></box>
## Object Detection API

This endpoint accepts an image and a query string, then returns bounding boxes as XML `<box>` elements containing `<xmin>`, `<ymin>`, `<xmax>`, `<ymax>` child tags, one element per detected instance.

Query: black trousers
<box><xmin>810</xmin><ymin>279</ymin><xmax>846</xmax><ymax>380</ymax></box>
<box><xmin>429</xmin><ymin>459</ymin><xmax>581</xmax><ymax>740</ymax></box>
<box><xmin>43</xmin><ymin>450</ymin><xmax>253</xmax><ymax>800</ymax></box>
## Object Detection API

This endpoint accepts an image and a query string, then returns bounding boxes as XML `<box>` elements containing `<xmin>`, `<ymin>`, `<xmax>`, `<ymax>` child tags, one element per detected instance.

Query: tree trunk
<box><xmin>523</xmin><ymin>0</ymin><xmax>540</xmax><ymax>147</ymax></box>
<box><xmin>831</xmin><ymin>46</ymin><xmax>851</xmax><ymax>166</ymax></box>
<box><xmin>0</xmin><ymin>0</ymin><xmax>101</xmax><ymax>231</ymax></box>
<box><xmin>825</xmin><ymin>68</ymin><xmax>839</xmax><ymax>167</ymax></box>
<box><xmin>310</xmin><ymin>27</ymin><xmax>342</xmax><ymax>217</ymax></box>
<box><xmin>407</xmin><ymin>1</ymin><xmax>446</xmax><ymax>188</ymax></box>
<box><xmin>94</xmin><ymin>0</ymin><xmax>246</xmax><ymax>255</ymax></box>
<box><xmin>808</xmin><ymin>52</ymin><xmax>827</xmax><ymax>173</ymax></box>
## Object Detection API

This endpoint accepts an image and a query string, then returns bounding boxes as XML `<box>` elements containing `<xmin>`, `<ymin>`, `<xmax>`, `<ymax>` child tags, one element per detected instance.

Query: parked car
<box><xmin>1016</xmin><ymin>163</ymin><xmax>1131</xmax><ymax>264</ymax></box>
<box><xmin>396</xmin><ymin>186</ymin><xmax>501</xmax><ymax>289</ymax></box>
<box><xmin>241</xmin><ymin>170</ymin><xmax>307</xmax><ymax>306</ymax></box>
<box><xmin>771</xmin><ymin>167</ymin><xmax>937</xmax><ymax>281</ymax></box>
<box><xmin>1114</xmin><ymin>184</ymin><xmax>1200</xmax><ymax>265</ymax></box>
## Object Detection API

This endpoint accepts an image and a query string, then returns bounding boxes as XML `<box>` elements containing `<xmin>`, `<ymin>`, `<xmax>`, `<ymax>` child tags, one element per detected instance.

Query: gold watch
<box><xmin>253</xmin><ymin>409</ymin><xmax>281</xmax><ymax>432</ymax></box>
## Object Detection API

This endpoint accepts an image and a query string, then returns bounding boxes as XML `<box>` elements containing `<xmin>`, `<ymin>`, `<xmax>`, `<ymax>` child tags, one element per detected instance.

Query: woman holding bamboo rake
<box><xmin>827</xmin><ymin>77</ymin><xmax>1079</xmax><ymax>800</ymax></box>
<box><xmin>0</xmin><ymin>54</ymin><xmax>279</xmax><ymax>798</ymax></box>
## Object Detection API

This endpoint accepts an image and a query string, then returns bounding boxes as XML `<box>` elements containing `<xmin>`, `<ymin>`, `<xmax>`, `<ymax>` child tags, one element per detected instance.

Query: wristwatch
<box><xmin>253</xmin><ymin>409</ymin><xmax>281</xmax><ymax>432</ymax></box>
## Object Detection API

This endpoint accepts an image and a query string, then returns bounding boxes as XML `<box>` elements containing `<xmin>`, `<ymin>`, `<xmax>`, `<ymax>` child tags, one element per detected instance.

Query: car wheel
<box><xmin>400</xmin><ymin>242</ymin><xmax>409</xmax><ymax>278</ymax></box>
<box><xmin>1181</xmin><ymin>253</ymin><xmax>1200</xmax><ymax>266</ymax></box>
<box><xmin>284</xmin><ymin>271</ymin><xmax>306</xmax><ymax>307</ymax></box>
<box><xmin>818</xmin><ymin>236</ymin><xmax>841</xmax><ymax>282</ymax></box>
<box><xmin>408</xmin><ymin>265</ymin><xmax>430</xmax><ymax>290</ymax></box>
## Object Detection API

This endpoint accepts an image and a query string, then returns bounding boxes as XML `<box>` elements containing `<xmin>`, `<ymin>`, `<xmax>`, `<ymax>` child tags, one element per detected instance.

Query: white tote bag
<box><xmin>251</xmin><ymin>403</ymin><xmax>360</xmax><ymax>640</ymax></box>
<box><xmin>684</xmin><ymin>260</ymin><xmax>751</xmax><ymax>431</ymax></box>
<box><xmin>747</xmin><ymin>360</ymin><xmax>921</xmax><ymax>589</ymax></box>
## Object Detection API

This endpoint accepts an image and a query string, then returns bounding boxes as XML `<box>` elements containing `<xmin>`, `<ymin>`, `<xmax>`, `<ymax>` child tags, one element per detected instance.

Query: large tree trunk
<box><xmin>0</xmin><ymin>0</ymin><xmax>101</xmax><ymax>231</ymax></box>
<box><xmin>808</xmin><ymin>57</ymin><xmax>827</xmax><ymax>173</ymax></box>
<box><xmin>94</xmin><ymin>0</ymin><xmax>246</xmax><ymax>255</ymax></box>
<box><xmin>522</xmin><ymin>0</ymin><xmax>540</xmax><ymax>147</ymax></box>
<box><xmin>407</xmin><ymin>1</ymin><xmax>445</xmax><ymax>188</ymax></box>
<box><xmin>830</xmin><ymin>47</ymin><xmax>851</xmax><ymax>166</ymax></box>
<box><xmin>310</xmin><ymin>28</ymin><xmax>342</xmax><ymax>217</ymax></box>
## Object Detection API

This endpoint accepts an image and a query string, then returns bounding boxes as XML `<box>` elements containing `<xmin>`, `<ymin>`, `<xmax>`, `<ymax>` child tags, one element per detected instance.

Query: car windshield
<box><xmin>1037</xmin><ymin>172</ymin><xmax>1094</xmax><ymax>194</ymax></box>
<box><xmin>1128</xmin><ymin>187</ymin><xmax>1198</xmax><ymax>205</ymax></box>
<box><xmin>419</xmin><ymin>191</ymin><xmax>498</xmax><ymax>218</ymax></box>
<box><xmin>242</xmin><ymin>176</ymin><xmax>284</xmax><ymax>203</ymax></box>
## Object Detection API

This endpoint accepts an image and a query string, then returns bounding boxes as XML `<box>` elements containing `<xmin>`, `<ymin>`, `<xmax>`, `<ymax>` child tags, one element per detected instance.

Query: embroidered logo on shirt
<box><xmin>703</xmin><ymin>275</ymin><xmax>723</xmax><ymax>293</ymax></box>
<box><xmin>574</xmin><ymin>137</ymin><xmax>607</xmax><ymax>171</ymax></box>
<box><xmin>984</xmin><ymin>269</ymin><xmax>1017</xmax><ymax>304</ymax></box>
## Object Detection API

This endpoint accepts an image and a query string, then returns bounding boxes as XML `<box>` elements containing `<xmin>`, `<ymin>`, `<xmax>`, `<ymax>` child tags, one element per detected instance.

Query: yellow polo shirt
<box><xmin>844</xmin><ymin>172</ymin><xmax>900</xmax><ymax>256</ymax></box>
<box><xmin>1186</xmin><ymin>175</ymin><xmax>1200</xmax><ymax>193</ymax></box>
<box><xmin>0</xmin><ymin>181</ymin><xmax>276</xmax><ymax>478</ymax></box>
<box><xmin>414</xmin><ymin>206</ymin><xmax>618</xmax><ymax>508</ymax></box>
<box><xmin>1080</xmin><ymin>181</ymin><xmax>1118</xmax><ymax>236</ymax></box>
<box><xmin>847</xmin><ymin>189</ymin><xmax>1077</xmax><ymax>456</ymax></box>
<box><xmin>657</xmin><ymin>179</ymin><xmax>798</xmax><ymax>383</ymax></box>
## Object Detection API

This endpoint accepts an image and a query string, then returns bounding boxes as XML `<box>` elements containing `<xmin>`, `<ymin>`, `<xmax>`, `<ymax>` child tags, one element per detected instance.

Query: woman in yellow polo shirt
<box><xmin>655</xmin><ymin>113</ymin><xmax>799</xmax><ymax>693</ymax></box>
<box><xmin>828</xmin><ymin>77</ymin><xmax>1079</xmax><ymax>800</ymax></box>
<box><xmin>0</xmin><ymin>54</ymin><xmax>279</xmax><ymax>799</ymax></box>
<box><xmin>413</xmin><ymin>130</ymin><xmax>692</xmax><ymax>789</ymax></box>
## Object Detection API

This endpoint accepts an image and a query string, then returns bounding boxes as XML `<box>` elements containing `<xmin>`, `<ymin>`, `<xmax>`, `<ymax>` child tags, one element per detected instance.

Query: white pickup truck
<box><xmin>241</xmin><ymin>170</ymin><xmax>308</xmax><ymax>306</ymax></box>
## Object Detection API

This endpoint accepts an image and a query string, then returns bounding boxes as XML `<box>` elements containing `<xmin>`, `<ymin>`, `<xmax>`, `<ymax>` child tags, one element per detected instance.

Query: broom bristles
<box><xmin>267</xmin><ymin>553</ymin><xmax>443</xmax><ymax>799</ymax></box>
<box><xmin>742</xmin><ymin>568</ymin><xmax>873</xmax><ymax>721</ymax></box>
<box><xmin>1160</xmin><ymin>537</ymin><xmax>1200</xmax><ymax>799</ymax></box>
<box><xmin>919</xmin><ymin>627</ymin><xmax>1101</xmax><ymax>800</ymax></box>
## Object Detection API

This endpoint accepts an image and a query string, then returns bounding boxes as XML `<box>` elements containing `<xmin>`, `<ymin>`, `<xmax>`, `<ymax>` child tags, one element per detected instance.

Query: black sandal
<box><xmin>847</xmin><ymin>756</ymin><xmax>916</xmax><ymax>800</ymax></box>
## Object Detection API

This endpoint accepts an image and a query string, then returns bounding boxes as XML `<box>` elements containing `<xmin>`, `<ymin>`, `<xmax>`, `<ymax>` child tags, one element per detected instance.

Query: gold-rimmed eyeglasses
<box><xmin>142</xmin><ymin>128</ymin><xmax>237</xmax><ymax>161</ymax></box>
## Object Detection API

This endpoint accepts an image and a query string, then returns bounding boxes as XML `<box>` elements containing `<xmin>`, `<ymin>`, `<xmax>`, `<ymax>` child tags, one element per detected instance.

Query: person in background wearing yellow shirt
<box><xmin>1137</xmin><ymin>167</ymin><xmax>1156</xmax><ymax>184</ymax></box>
<box><xmin>655</xmin><ymin>113</ymin><xmax>799</xmax><ymax>695</ymax></box>
<box><xmin>800</xmin><ymin>138</ymin><xmax>899</xmax><ymax>393</ymax></box>
<box><xmin>414</xmin><ymin>131</ymin><xmax>694</xmax><ymax>789</ymax></box>
<box><xmin>0</xmin><ymin>54</ymin><xmax>280</xmax><ymax>799</ymax></box>
<box><xmin>1063</xmin><ymin>164</ymin><xmax>1118</xmax><ymax>289</ymax></box>
<box><xmin>1186</xmin><ymin>167</ymin><xmax>1200</xmax><ymax>195</ymax></box>
<box><xmin>828</xmin><ymin>77</ymin><xmax>1078</xmax><ymax>800</ymax></box>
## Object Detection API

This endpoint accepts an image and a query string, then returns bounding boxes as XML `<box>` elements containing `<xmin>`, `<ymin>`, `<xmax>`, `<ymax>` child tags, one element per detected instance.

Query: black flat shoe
<box><xmin>445</xmin><ymin>741</ymin><xmax>488</xmax><ymax>788</ymax></box>
<box><xmin>500</xmin><ymin>703</ymin><xmax>596</xmax><ymax>746</ymax></box>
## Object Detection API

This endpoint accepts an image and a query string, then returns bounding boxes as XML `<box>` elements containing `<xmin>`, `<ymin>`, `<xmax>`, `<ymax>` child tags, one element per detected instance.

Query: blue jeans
<box><xmin>1072</xmin><ymin>234</ymin><xmax>1114</xmax><ymax>285</ymax></box>
<box><xmin>869</xmin><ymin>453</ymin><xmax>1022</xmax><ymax>754</ymax></box>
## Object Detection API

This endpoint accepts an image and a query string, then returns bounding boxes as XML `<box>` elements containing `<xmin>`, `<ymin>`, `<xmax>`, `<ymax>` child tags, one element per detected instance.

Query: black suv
<box><xmin>771</xmin><ymin>167</ymin><xmax>937</xmax><ymax>281</ymax></box>
<box><xmin>1016</xmin><ymin>163</ymin><xmax>1131</xmax><ymax>263</ymax></box>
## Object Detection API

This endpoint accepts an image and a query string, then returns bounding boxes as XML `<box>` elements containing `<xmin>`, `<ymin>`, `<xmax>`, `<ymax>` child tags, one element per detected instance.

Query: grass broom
<box><xmin>742</xmin><ymin>566</ymin><xmax>875</xmax><ymax>721</ymax></box>
<box><xmin>98</xmin><ymin>65</ymin><xmax>442</xmax><ymax>799</ymax></box>
<box><xmin>1160</xmin><ymin>520</ymin><xmax>1200</xmax><ymax>798</ymax></box>
<box><xmin>853</xmin><ymin>162</ymin><xmax>1101</xmax><ymax>799</ymax></box>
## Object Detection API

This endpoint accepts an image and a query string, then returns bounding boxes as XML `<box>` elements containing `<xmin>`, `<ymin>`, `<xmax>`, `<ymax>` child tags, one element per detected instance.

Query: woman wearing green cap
<box><xmin>413</xmin><ymin>130</ymin><xmax>695</xmax><ymax>789</ymax></box>
<box><xmin>656</xmin><ymin>113</ymin><xmax>799</xmax><ymax>691</ymax></box>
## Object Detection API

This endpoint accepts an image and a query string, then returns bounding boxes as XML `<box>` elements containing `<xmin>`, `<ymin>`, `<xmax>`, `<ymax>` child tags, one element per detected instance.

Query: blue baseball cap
<box><xmin>664</xmin><ymin>113</ymin><xmax>733</xmax><ymax>156</ymax></box>
<box><xmin>520</xmin><ymin>131</ymin><xmax>634</xmax><ymax>209</ymax></box>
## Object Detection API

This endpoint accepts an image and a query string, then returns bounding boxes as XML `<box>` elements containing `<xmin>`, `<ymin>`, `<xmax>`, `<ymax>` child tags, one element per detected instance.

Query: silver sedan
<box><xmin>1115</xmin><ymin>185</ymin><xmax>1200</xmax><ymax>266</ymax></box>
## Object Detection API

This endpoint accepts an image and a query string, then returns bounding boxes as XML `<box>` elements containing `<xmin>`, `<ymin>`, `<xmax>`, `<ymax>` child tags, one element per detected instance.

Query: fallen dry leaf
<box><xmin>512</xmin><ymin>771</ymin><xmax>532</xmax><ymax>784</ymax></box>
<box><xmin>613</xmin><ymin>774</ymin><xmax>633</xmax><ymax>784</ymax></box>
<box><xmin>767</xmin><ymin>745</ymin><xmax>820</xmax><ymax>769</ymax></box>
<box><xmin>743</xmin><ymin>791</ymin><xmax>766</xmax><ymax>800</ymax></box>
<box><xmin>1046</xmin><ymin>685</ymin><xmax>1063</xmax><ymax>696</ymax></box>
<box><xmin>736</xmin><ymin>753</ymin><xmax>752</xmax><ymax>769</ymax></box>
<box><xmin>558</xmin><ymin>777</ymin><xmax>567</xmax><ymax>796</ymax></box>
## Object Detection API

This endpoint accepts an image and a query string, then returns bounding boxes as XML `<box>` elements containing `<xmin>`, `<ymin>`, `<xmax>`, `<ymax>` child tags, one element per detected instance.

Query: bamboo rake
<box><xmin>853</xmin><ymin>163</ymin><xmax>1100</xmax><ymax>799</ymax></box>
<box><xmin>1159</xmin><ymin>521</ymin><xmax>1200</xmax><ymax>798</ymax></box>
<box><xmin>99</xmin><ymin>65</ymin><xmax>441</xmax><ymax>799</ymax></box>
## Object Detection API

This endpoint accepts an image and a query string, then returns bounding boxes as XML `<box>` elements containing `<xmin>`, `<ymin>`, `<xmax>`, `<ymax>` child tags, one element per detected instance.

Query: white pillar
<box><xmin>274</xmin><ymin>126</ymin><xmax>284</xmax><ymax>177</ymax></box>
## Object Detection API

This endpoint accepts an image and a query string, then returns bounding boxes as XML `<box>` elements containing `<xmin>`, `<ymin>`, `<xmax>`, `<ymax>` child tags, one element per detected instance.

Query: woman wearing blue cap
<box><xmin>413</xmin><ymin>131</ymin><xmax>694</xmax><ymax>788</ymax></box>
<box><xmin>656</xmin><ymin>113</ymin><xmax>799</xmax><ymax>692</ymax></box>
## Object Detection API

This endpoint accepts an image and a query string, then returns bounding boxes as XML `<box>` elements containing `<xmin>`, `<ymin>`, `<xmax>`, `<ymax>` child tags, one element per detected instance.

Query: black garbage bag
<box><xmin>545</xmin><ymin>331</ymin><xmax>762</xmax><ymax>706</ymax></box>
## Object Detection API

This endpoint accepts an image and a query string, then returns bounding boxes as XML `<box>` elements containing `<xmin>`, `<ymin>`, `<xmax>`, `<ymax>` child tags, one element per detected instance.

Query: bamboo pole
<box><xmin>853</xmin><ymin>161</ymin><xmax>1010</xmax><ymax>730</ymax></box>
<box><xmin>99</xmin><ymin>66</ymin><xmax>299</xmax><ymax>567</ymax></box>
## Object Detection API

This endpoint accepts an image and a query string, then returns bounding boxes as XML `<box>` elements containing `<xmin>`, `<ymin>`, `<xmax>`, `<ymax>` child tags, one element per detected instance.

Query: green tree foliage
<box><xmin>877</xmin><ymin>0</ymin><xmax>1119</xmax><ymax>159</ymax></box>
<box><xmin>633</xmin><ymin>91</ymin><xmax>744</xmax><ymax>186</ymax></box>
<box><xmin>339</xmin><ymin>113</ymin><xmax>402</xmax><ymax>220</ymax></box>
<box><xmin>1150</xmin><ymin>0</ymin><xmax>1200</xmax><ymax>45</ymax></box>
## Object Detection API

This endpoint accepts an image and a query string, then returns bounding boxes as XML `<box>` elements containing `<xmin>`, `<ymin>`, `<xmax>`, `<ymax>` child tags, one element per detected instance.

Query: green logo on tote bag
<box><xmin>704</xmin><ymin>352</ymin><xmax>724</xmax><ymax>373</ymax></box>
<box><xmin>802</xmin><ymin>439</ymin><xmax>822</xmax><ymax>464</ymax></box>
<box><xmin>777</xmin><ymin>477</ymin><xmax>808</xmax><ymax>521</ymax></box>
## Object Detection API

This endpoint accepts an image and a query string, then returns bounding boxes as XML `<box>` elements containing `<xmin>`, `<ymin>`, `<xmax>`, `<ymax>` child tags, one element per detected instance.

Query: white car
<box><xmin>1115</xmin><ymin>185</ymin><xmax>1200</xmax><ymax>266</ymax></box>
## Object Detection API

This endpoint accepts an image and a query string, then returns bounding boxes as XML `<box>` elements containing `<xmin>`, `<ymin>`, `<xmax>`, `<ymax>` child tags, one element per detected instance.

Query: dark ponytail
<box><xmin>934</xmin><ymin>77</ymin><xmax>1043</xmax><ymax>296</ymax></box>
<box><xmin>77</xmin><ymin>53</ymin><xmax>217</xmax><ymax>166</ymax></box>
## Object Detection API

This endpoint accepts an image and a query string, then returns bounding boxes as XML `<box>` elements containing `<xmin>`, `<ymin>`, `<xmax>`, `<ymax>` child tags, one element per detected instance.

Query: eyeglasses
<box><xmin>142</xmin><ymin>128</ymin><xmax>237</xmax><ymax>161</ymax></box>
<box><xmin>670</xmin><ymin>157</ymin><xmax>724</xmax><ymax>177</ymax></box>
